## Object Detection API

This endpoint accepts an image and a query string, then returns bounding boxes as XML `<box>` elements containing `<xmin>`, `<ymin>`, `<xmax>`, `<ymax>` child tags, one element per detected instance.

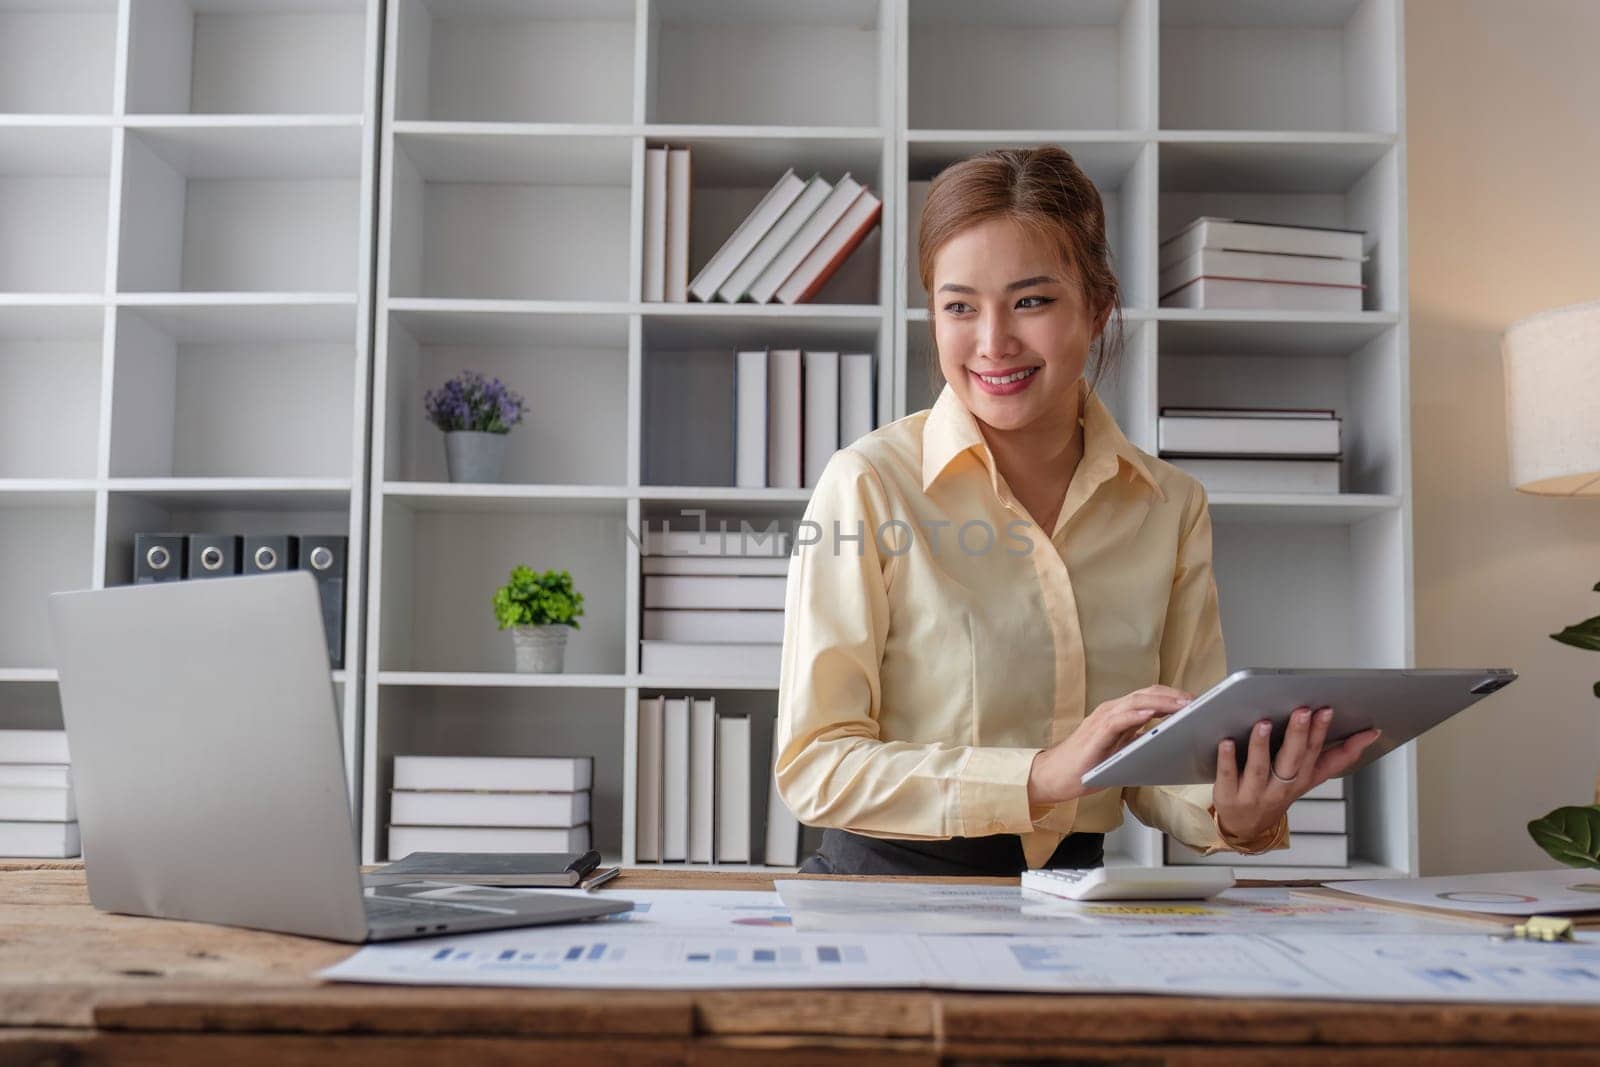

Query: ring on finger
<box><xmin>1270</xmin><ymin>766</ymin><xmax>1299</xmax><ymax>784</ymax></box>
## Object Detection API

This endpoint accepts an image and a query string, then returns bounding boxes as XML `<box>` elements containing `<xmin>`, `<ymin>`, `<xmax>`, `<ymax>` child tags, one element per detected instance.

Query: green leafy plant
<box><xmin>492</xmin><ymin>567</ymin><xmax>584</xmax><ymax>631</ymax></box>
<box><xmin>1529</xmin><ymin>806</ymin><xmax>1600</xmax><ymax>868</ymax></box>
<box><xmin>1529</xmin><ymin>581</ymin><xmax>1600</xmax><ymax>868</ymax></box>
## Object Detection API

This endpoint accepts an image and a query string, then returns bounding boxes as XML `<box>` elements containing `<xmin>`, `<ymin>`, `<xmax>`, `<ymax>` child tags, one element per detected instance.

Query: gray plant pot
<box><xmin>512</xmin><ymin>625</ymin><xmax>569</xmax><ymax>673</ymax></box>
<box><xmin>444</xmin><ymin>430</ymin><xmax>509</xmax><ymax>483</ymax></box>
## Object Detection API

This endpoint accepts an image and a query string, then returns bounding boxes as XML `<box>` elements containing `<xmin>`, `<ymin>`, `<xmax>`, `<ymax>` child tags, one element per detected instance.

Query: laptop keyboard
<box><xmin>363</xmin><ymin>895</ymin><xmax>494</xmax><ymax>925</ymax></box>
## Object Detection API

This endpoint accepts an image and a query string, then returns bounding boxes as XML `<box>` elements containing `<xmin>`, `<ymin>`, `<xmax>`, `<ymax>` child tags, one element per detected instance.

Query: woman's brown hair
<box><xmin>917</xmin><ymin>145</ymin><xmax>1123</xmax><ymax>393</ymax></box>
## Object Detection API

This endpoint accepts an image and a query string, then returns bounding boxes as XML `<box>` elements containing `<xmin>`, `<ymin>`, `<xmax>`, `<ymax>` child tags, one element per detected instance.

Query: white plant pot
<box><xmin>512</xmin><ymin>625</ymin><xmax>569</xmax><ymax>673</ymax></box>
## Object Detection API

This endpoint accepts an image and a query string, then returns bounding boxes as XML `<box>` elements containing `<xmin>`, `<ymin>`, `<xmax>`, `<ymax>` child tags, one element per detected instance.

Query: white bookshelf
<box><xmin>364</xmin><ymin>0</ymin><xmax>892</xmax><ymax>865</ymax></box>
<box><xmin>0</xmin><ymin>0</ymin><xmax>383</xmax><ymax>844</ymax></box>
<box><xmin>353</xmin><ymin>0</ymin><xmax>1409</xmax><ymax>879</ymax></box>
<box><xmin>902</xmin><ymin>0</ymin><xmax>1412</xmax><ymax>879</ymax></box>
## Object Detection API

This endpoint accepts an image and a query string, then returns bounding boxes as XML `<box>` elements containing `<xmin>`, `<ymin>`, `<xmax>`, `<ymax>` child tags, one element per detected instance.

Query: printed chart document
<box><xmin>919</xmin><ymin>932</ymin><xmax>1600</xmax><ymax>1004</ymax></box>
<box><xmin>320</xmin><ymin>889</ymin><xmax>1600</xmax><ymax>1002</ymax></box>
<box><xmin>1313</xmin><ymin>868</ymin><xmax>1600</xmax><ymax>917</ymax></box>
<box><xmin>777</xmin><ymin>882</ymin><xmax>1480</xmax><ymax>936</ymax></box>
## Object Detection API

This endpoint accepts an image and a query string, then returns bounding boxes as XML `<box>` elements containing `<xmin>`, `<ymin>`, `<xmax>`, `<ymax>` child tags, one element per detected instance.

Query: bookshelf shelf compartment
<box><xmin>0</xmin><ymin>126</ymin><xmax>111</xmax><ymax>295</ymax></box>
<box><xmin>1158</xmin><ymin>145</ymin><xmax>1401</xmax><ymax>313</ymax></box>
<box><xmin>126</xmin><ymin>0</ymin><xmax>367</xmax><ymax>116</ymax></box>
<box><xmin>377</xmin><ymin>502</ymin><xmax>628</xmax><ymax>676</ymax></box>
<box><xmin>1159</xmin><ymin>0</ymin><xmax>1398</xmax><ymax>134</ymax></box>
<box><xmin>0</xmin><ymin>3</ymin><xmax>117</xmax><ymax>116</ymax></box>
<box><xmin>371</xmin><ymin>684</ymin><xmax>626</xmax><ymax>862</ymax></box>
<box><xmin>384</xmin><ymin>310</ymin><xmax>628</xmax><ymax>487</ymax></box>
<box><xmin>0</xmin><ymin>306</ymin><xmax>104</xmax><ymax>480</ymax></box>
<box><xmin>909</xmin><ymin>0</ymin><xmax>1152</xmax><ymax>132</ymax></box>
<box><xmin>1158</xmin><ymin>326</ymin><xmax>1405</xmax><ymax>497</ymax></box>
<box><xmin>0</xmin><ymin>502</ymin><xmax>94</xmax><ymax>671</ymax></box>
<box><xmin>676</xmin><ymin>136</ymin><xmax>887</xmax><ymax>309</ymax></box>
<box><xmin>117</xmin><ymin>127</ymin><xmax>361</xmax><ymax>294</ymax></box>
<box><xmin>388</xmin><ymin>132</ymin><xmax>632</xmax><ymax>302</ymax></box>
<box><xmin>102</xmin><ymin>489</ymin><xmax>353</xmax><ymax>588</ymax></box>
<box><xmin>1157</xmin><ymin>314</ymin><xmax>1397</xmax><ymax>360</ymax></box>
<box><xmin>392</xmin><ymin>0</ymin><xmax>636</xmax><ymax>125</ymax></box>
<box><xmin>109</xmin><ymin>307</ymin><xmax>358</xmax><ymax>480</ymax></box>
<box><xmin>649</xmin><ymin>0</ymin><xmax>885</xmax><ymax>129</ymax></box>
<box><xmin>1158</xmin><ymin>137</ymin><xmax>1395</xmax><ymax>195</ymax></box>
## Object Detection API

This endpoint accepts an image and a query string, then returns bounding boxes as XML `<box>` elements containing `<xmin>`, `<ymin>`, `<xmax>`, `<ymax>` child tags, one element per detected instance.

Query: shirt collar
<box><xmin>920</xmin><ymin>382</ymin><xmax>1166</xmax><ymax>504</ymax></box>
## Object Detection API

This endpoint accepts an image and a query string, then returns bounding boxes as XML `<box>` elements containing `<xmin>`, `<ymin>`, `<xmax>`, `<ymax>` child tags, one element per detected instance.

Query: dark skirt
<box><xmin>798</xmin><ymin>827</ymin><xmax>1105</xmax><ymax>876</ymax></box>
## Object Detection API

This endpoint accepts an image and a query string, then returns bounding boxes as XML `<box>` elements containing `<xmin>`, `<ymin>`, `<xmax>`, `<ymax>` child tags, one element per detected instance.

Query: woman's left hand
<box><xmin>1212</xmin><ymin>706</ymin><xmax>1381</xmax><ymax>845</ymax></box>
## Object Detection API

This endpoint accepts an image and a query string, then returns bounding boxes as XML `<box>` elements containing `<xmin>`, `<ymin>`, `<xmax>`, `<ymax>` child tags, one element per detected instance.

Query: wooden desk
<box><xmin>4</xmin><ymin>862</ymin><xmax>1599</xmax><ymax>1066</ymax></box>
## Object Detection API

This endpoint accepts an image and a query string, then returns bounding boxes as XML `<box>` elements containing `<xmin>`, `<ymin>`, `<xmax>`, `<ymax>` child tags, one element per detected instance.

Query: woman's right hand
<box><xmin>1026</xmin><ymin>685</ymin><xmax>1193</xmax><ymax>808</ymax></box>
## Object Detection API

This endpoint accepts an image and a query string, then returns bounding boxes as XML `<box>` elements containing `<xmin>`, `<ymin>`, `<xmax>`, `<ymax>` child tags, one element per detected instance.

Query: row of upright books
<box><xmin>636</xmin><ymin>695</ymin><xmax>800</xmax><ymax>867</ymax></box>
<box><xmin>387</xmin><ymin>755</ymin><xmax>592</xmax><ymax>857</ymax></box>
<box><xmin>1167</xmin><ymin>778</ymin><xmax>1349</xmax><ymax>867</ymax></box>
<box><xmin>1159</xmin><ymin>217</ymin><xmax>1367</xmax><ymax>312</ymax></box>
<box><xmin>0</xmin><ymin>730</ymin><xmax>78</xmax><ymax>858</ymax></box>
<box><xmin>737</xmin><ymin>348</ymin><xmax>875</xmax><ymax>489</ymax></box>
<box><xmin>1158</xmin><ymin>407</ymin><xmax>1343</xmax><ymax>494</ymax></box>
<box><xmin>642</xmin><ymin>147</ymin><xmax>883</xmax><ymax>305</ymax></box>
<box><xmin>639</xmin><ymin>528</ymin><xmax>790</xmax><ymax>682</ymax></box>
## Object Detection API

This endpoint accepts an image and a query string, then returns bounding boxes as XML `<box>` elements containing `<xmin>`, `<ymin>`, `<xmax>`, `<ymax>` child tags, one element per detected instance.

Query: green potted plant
<box><xmin>493</xmin><ymin>566</ymin><xmax>584</xmax><ymax>673</ymax></box>
<box><xmin>1527</xmin><ymin>585</ymin><xmax>1600</xmax><ymax>868</ymax></box>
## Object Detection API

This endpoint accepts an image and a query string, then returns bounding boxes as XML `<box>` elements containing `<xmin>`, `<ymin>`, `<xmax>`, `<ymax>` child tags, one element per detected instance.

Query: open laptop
<box><xmin>47</xmin><ymin>571</ymin><xmax>630</xmax><ymax>942</ymax></box>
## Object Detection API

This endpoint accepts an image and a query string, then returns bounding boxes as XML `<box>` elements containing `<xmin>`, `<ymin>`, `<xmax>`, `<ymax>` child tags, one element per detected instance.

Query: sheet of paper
<box><xmin>1034</xmin><ymin>887</ymin><xmax>1482</xmax><ymax>934</ymax></box>
<box><xmin>776</xmin><ymin>880</ymin><xmax>1476</xmax><ymax>936</ymax></box>
<box><xmin>319</xmin><ymin>887</ymin><xmax>1600</xmax><ymax>1002</ymax></box>
<box><xmin>319</xmin><ymin>926</ymin><xmax>926</xmax><ymax>989</ymax></box>
<box><xmin>919</xmin><ymin>932</ymin><xmax>1600</xmax><ymax>1003</ymax></box>
<box><xmin>1328</xmin><ymin>869</ymin><xmax>1600</xmax><ymax>916</ymax></box>
<box><xmin>777</xmin><ymin>879</ymin><xmax>1079</xmax><ymax>934</ymax></box>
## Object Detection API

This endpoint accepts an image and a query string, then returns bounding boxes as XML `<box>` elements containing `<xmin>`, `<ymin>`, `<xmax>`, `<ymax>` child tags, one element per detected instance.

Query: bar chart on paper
<box><xmin>321</xmin><ymin>927</ymin><xmax>924</xmax><ymax>989</ymax></box>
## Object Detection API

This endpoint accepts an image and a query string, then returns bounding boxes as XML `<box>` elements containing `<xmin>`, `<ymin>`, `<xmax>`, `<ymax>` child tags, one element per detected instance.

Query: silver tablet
<box><xmin>1080</xmin><ymin>668</ymin><xmax>1517</xmax><ymax>789</ymax></box>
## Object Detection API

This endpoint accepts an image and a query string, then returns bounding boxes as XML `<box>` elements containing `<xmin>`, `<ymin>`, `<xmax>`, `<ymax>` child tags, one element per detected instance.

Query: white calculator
<box><xmin>1021</xmin><ymin>866</ymin><xmax>1235</xmax><ymax>901</ymax></box>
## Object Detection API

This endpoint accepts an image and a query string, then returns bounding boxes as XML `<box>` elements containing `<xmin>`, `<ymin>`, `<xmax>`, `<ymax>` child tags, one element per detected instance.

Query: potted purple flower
<box><xmin>423</xmin><ymin>370</ymin><xmax>526</xmax><ymax>484</ymax></box>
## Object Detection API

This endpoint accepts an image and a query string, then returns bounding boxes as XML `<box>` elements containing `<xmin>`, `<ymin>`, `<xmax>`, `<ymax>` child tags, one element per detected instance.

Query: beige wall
<box><xmin>1407</xmin><ymin>0</ymin><xmax>1600</xmax><ymax>874</ymax></box>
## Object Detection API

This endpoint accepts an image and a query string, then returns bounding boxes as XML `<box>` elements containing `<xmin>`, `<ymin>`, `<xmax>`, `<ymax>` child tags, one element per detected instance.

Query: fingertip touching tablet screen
<box><xmin>1081</xmin><ymin>668</ymin><xmax>1517</xmax><ymax>789</ymax></box>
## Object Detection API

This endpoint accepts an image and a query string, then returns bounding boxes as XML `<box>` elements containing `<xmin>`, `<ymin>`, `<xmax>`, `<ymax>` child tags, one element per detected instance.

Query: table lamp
<box><xmin>1501</xmin><ymin>299</ymin><xmax>1600</xmax><ymax>865</ymax></box>
<box><xmin>1503</xmin><ymin>300</ymin><xmax>1600</xmax><ymax>497</ymax></box>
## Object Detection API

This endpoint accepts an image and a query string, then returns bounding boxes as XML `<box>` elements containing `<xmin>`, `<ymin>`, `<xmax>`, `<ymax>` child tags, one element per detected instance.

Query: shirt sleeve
<box><xmin>1122</xmin><ymin>481</ymin><xmax>1292</xmax><ymax>856</ymax></box>
<box><xmin>774</xmin><ymin>449</ymin><xmax>1040</xmax><ymax>841</ymax></box>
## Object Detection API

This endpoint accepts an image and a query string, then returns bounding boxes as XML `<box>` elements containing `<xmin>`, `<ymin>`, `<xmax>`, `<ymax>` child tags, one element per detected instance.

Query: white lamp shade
<box><xmin>1501</xmin><ymin>299</ymin><xmax>1600</xmax><ymax>495</ymax></box>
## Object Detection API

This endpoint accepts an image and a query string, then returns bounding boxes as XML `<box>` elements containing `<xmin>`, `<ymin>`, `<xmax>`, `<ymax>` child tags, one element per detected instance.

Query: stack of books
<box><xmin>635</xmin><ymin>695</ymin><xmax>800</xmax><ymax>867</ymax></box>
<box><xmin>640</xmin><ymin>528</ymin><xmax>790</xmax><ymax>681</ymax></box>
<box><xmin>641</xmin><ymin>145</ymin><xmax>692</xmax><ymax>302</ymax></box>
<box><xmin>642</xmin><ymin>159</ymin><xmax>881</xmax><ymax>305</ymax></box>
<box><xmin>1158</xmin><ymin>407</ymin><xmax>1342</xmax><ymax>494</ymax></box>
<box><xmin>0</xmin><ymin>730</ymin><xmax>78</xmax><ymax>858</ymax></box>
<box><xmin>1166</xmin><ymin>778</ymin><xmax>1349</xmax><ymax>868</ymax></box>
<box><xmin>387</xmin><ymin>755</ymin><xmax>592</xmax><ymax>856</ymax></box>
<box><xmin>737</xmin><ymin>348</ymin><xmax>876</xmax><ymax>489</ymax></box>
<box><xmin>1159</xmin><ymin>218</ymin><xmax>1367</xmax><ymax>312</ymax></box>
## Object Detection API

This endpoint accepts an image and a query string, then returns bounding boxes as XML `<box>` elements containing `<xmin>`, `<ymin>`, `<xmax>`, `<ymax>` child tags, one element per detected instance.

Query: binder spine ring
<box><xmin>254</xmin><ymin>546</ymin><xmax>278</xmax><ymax>571</ymax></box>
<box><xmin>309</xmin><ymin>546</ymin><xmax>334</xmax><ymax>571</ymax></box>
<box><xmin>200</xmin><ymin>547</ymin><xmax>225</xmax><ymax>572</ymax></box>
<box><xmin>146</xmin><ymin>545</ymin><xmax>171</xmax><ymax>570</ymax></box>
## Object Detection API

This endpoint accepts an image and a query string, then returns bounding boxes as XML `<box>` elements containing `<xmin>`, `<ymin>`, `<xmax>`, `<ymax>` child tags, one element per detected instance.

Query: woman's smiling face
<box><xmin>931</xmin><ymin>216</ymin><xmax>1106</xmax><ymax>433</ymax></box>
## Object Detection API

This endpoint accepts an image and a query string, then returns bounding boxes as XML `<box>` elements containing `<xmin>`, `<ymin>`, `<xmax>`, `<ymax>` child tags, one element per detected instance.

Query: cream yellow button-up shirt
<box><xmin>775</xmin><ymin>384</ymin><xmax>1290</xmax><ymax>870</ymax></box>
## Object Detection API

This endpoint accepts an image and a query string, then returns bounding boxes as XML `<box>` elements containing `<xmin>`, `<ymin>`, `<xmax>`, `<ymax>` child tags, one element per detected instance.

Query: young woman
<box><xmin>774</xmin><ymin>146</ymin><xmax>1380</xmax><ymax>876</ymax></box>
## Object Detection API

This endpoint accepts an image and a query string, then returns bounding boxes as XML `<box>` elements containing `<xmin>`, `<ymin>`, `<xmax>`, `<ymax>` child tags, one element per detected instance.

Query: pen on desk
<box><xmin>581</xmin><ymin>866</ymin><xmax>620</xmax><ymax>891</ymax></box>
